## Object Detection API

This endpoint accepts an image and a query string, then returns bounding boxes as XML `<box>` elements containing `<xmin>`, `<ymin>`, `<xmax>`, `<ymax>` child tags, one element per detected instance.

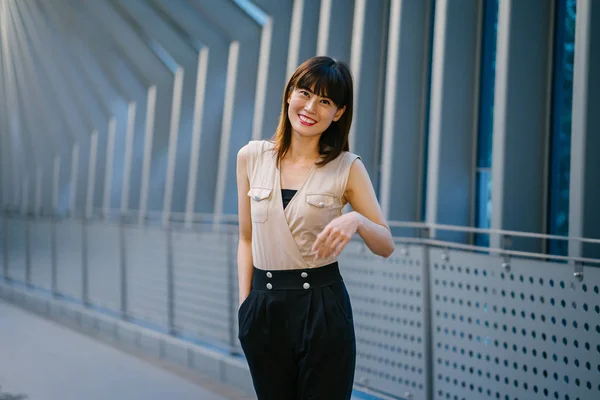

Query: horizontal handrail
<box><xmin>388</xmin><ymin>220</ymin><xmax>600</xmax><ymax>245</ymax></box>
<box><xmin>10</xmin><ymin>208</ymin><xmax>600</xmax><ymax>244</ymax></box>
<box><xmin>390</xmin><ymin>236</ymin><xmax>600</xmax><ymax>265</ymax></box>
<box><xmin>4</xmin><ymin>210</ymin><xmax>599</xmax><ymax>262</ymax></box>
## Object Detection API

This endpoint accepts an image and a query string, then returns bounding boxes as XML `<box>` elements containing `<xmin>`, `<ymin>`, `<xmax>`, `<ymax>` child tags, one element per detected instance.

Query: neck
<box><xmin>287</xmin><ymin>131</ymin><xmax>320</xmax><ymax>163</ymax></box>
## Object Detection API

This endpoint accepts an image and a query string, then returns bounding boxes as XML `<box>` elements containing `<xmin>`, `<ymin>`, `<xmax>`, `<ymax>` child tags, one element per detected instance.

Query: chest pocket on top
<box><xmin>305</xmin><ymin>193</ymin><xmax>342</xmax><ymax>228</ymax></box>
<box><xmin>248</xmin><ymin>187</ymin><xmax>272</xmax><ymax>223</ymax></box>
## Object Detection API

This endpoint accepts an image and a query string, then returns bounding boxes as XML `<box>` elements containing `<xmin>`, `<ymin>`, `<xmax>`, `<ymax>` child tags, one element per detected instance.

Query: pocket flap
<box><xmin>306</xmin><ymin>193</ymin><xmax>338</xmax><ymax>208</ymax></box>
<box><xmin>248</xmin><ymin>187</ymin><xmax>272</xmax><ymax>201</ymax></box>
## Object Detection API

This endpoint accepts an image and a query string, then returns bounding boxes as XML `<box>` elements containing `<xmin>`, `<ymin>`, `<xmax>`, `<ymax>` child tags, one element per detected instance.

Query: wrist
<box><xmin>352</xmin><ymin>211</ymin><xmax>365</xmax><ymax>230</ymax></box>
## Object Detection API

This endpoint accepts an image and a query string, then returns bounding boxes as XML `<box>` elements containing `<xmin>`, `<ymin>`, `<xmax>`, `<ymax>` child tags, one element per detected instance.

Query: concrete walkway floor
<box><xmin>0</xmin><ymin>300</ymin><xmax>254</xmax><ymax>400</ymax></box>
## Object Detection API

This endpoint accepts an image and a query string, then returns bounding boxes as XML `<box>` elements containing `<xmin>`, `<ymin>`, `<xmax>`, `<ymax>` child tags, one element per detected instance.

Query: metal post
<box><xmin>184</xmin><ymin>48</ymin><xmax>209</xmax><ymax>228</ymax></box>
<box><xmin>501</xmin><ymin>234</ymin><xmax>512</xmax><ymax>272</ymax></box>
<box><xmin>421</xmin><ymin>227</ymin><xmax>433</xmax><ymax>400</ymax></box>
<box><xmin>82</xmin><ymin>218</ymin><xmax>89</xmax><ymax>306</ymax></box>
<box><xmin>51</xmin><ymin>216</ymin><xmax>58</xmax><ymax>297</ymax></box>
<box><xmin>3</xmin><ymin>214</ymin><xmax>9</xmax><ymax>281</ymax></box>
<box><xmin>573</xmin><ymin>261</ymin><xmax>584</xmax><ymax>282</ymax></box>
<box><xmin>119</xmin><ymin>217</ymin><xmax>128</xmax><ymax>320</ymax></box>
<box><xmin>162</xmin><ymin>67</ymin><xmax>185</xmax><ymax>228</ymax></box>
<box><xmin>121</xmin><ymin>102</ymin><xmax>136</xmax><ymax>215</ymax></box>
<box><xmin>25</xmin><ymin>217</ymin><xmax>31</xmax><ymax>287</ymax></box>
<box><xmin>138</xmin><ymin>86</ymin><xmax>157</xmax><ymax>225</ymax></box>
<box><xmin>166</xmin><ymin>224</ymin><xmax>176</xmax><ymax>336</ymax></box>
<box><xmin>227</xmin><ymin>225</ymin><xmax>237</xmax><ymax>353</ymax></box>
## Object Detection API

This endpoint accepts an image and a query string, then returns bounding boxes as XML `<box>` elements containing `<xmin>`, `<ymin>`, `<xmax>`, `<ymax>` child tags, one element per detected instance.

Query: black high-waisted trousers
<box><xmin>238</xmin><ymin>262</ymin><xmax>356</xmax><ymax>400</ymax></box>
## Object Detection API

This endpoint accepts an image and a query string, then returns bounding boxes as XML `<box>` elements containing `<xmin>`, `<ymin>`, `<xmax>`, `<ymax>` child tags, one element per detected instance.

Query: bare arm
<box><xmin>312</xmin><ymin>158</ymin><xmax>395</xmax><ymax>259</ymax></box>
<box><xmin>345</xmin><ymin>159</ymin><xmax>395</xmax><ymax>258</ymax></box>
<box><xmin>236</xmin><ymin>146</ymin><xmax>254</xmax><ymax>305</ymax></box>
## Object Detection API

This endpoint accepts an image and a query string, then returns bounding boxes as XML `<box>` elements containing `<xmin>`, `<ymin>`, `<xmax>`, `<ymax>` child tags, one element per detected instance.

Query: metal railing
<box><xmin>1</xmin><ymin>210</ymin><xmax>599</xmax><ymax>399</ymax></box>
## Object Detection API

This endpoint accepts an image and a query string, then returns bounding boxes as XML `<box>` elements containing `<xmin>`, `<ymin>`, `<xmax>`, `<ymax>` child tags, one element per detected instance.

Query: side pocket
<box><xmin>325</xmin><ymin>282</ymin><xmax>353</xmax><ymax>323</ymax></box>
<box><xmin>238</xmin><ymin>290</ymin><xmax>255</xmax><ymax>320</ymax></box>
<box><xmin>237</xmin><ymin>290</ymin><xmax>257</xmax><ymax>340</ymax></box>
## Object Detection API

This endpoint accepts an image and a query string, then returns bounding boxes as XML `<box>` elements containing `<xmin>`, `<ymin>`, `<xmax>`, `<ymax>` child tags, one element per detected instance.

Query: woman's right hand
<box><xmin>238</xmin><ymin>291</ymin><xmax>251</xmax><ymax>308</ymax></box>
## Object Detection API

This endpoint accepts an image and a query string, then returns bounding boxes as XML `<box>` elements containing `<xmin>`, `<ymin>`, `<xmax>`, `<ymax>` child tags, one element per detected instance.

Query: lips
<box><xmin>298</xmin><ymin>114</ymin><xmax>317</xmax><ymax>126</ymax></box>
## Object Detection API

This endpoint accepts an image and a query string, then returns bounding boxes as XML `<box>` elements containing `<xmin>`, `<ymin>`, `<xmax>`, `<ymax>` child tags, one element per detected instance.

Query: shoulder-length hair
<box><xmin>272</xmin><ymin>56</ymin><xmax>353</xmax><ymax>167</ymax></box>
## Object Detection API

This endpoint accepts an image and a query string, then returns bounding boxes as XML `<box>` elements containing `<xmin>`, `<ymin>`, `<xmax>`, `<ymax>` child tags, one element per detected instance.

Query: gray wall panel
<box><xmin>569</xmin><ymin>0</ymin><xmax>600</xmax><ymax>259</ymax></box>
<box><xmin>253</xmin><ymin>0</ymin><xmax>294</xmax><ymax>139</ymax></box>
<box><xmin>426</xmin><ymin>0</ymin><xmax>481</xmax><ymax>243</ymax></box>
<box><xmin>380</xmin><ymin>0</ymin><xmax>432</xmax><ymax>223</ymax></box>
<box><xmin>490</xmin><ymin>0</ymin><xmax>555</xmax><ymax>252</ymax></box>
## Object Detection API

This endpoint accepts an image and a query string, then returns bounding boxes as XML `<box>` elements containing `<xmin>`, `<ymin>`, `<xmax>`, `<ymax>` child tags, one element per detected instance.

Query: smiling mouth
<box><xmin>298</xmin><ymin>114</ymin><xmax>317</xmax><ymax>125</ymax></box>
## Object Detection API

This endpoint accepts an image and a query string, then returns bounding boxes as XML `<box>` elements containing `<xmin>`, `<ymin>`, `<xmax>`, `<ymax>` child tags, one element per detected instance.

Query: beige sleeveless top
<box><xmin>242</xmin><ymin>140</ymin><xmax>360</xmax><ymax>271</ymax></box>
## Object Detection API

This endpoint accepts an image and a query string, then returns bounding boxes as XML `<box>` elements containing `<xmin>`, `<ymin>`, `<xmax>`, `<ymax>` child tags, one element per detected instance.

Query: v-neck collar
<box><xmin>269</xmin><ymin>161</ymin><xmax>316</xmax><ymax>269</ymax></box>
<box><xmin>276</xmin><ymin>162</ymin><xmax>317</xmax><ymax>212</ymax></box>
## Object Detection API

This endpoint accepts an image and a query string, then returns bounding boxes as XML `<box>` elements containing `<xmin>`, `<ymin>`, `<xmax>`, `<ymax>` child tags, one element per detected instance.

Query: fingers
<box><xmin>333</xmin><ymin>234</ymin><xmax>351</xmax><ymax>257</ymax></box>
<box><xmin>313</xmin><ymin>227</ymin><xmax>351</xmax><ymax>259</ymax></box>
<box><xmin>311</xmin><ymin>225</ymin><xmax>331</xmax><ymax>253</ymax></box>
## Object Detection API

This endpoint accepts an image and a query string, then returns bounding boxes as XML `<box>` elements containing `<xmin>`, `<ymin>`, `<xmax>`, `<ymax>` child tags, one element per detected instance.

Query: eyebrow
<box><xmin>298</xmin><ymin>87</ymin><xmax>332</xmax><ymax>100</ymax></box>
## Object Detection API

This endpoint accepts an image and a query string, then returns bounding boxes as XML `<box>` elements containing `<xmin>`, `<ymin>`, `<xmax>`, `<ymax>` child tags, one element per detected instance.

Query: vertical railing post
<box><xmin>119</xmin><ymin>216</ymin><xmax>128</xmax><ymax>321</ymax></box>
<box><xmin>82</xmin><ymin>217</ymin><xmax>89</xmax><ymax>307</ymax></box>
<box><xmin>166</xmin><ymin>224</ymin><xmax>176</xmax><ymax>336</ymax></box>
<box><xmin>226</xmin><ymin>223</ymin><xmax>237</xmax><ymax>354</ymax></box>
<box><xmin>25</xmin><ymin>216</ymin><xmax>31</xmax><ymax>287</ymax></box>
<box><xmin>501</xmin><ymin>234</ymin><xmax>512</xmax><ymax>272</ymax></box>
<box><xmin>421</xmin><ymin>227</ymin><xmax>433</xmax><ymax>400</ymax></box>
<box><xmin>51</xmin><ymin>215</ymin><xmax>58</xmax><ymax>297</ymax></box>
<box><xmin>3</xmin><ymin>214</ymin><xmax>9</xmax><ymax>281</ymax></box>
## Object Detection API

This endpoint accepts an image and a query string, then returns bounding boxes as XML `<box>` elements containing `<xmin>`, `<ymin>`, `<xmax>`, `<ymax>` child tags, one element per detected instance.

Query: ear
<box><xmin>333</xmin><ymin>105</ymin><xmax>346</xmax><ymax>122</ymax></box>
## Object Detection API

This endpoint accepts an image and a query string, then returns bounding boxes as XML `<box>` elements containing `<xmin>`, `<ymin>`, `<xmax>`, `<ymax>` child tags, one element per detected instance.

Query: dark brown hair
<box><xmin>272</xmin><ymin>56</ymin><xmax>353</xmax><ymax>167</ymax></box>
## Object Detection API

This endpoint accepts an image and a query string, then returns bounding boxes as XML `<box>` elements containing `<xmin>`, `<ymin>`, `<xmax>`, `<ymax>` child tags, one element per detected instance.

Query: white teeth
<box><xmin>299</xmin><ymin>115</ymin><xmax>316</xmax><ymax>124</ymax></box>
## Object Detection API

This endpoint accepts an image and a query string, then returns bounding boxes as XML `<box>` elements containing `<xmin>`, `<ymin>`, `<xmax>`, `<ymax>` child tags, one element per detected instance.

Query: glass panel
<box><xmin>548</xmin><ymin>0</ymin><xmax>576</xmax><ymax>256</ymax></box>
<box><xmin>475</xmin><ymin>0</ymin><xmax>498</xmax><ymax>246</ymax></box>
<box><xmin>421</xmin><ymin>0</ymin><xmax>437</xmax><ymax>222</ymax></box>
<box><xmin>475</xmin><ymin>170</ymin><xmax>492</xmax><ymax>247</ymax></box>
<box><xmin>476</xmin><ymin>0</ymin><xmax>499</xmax><ymax>169</ymax></box>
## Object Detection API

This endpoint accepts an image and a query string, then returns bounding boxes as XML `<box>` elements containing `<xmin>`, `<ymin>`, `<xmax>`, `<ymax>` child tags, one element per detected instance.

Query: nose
<box><xmin>304</xmin><ymin>97</ymin><xmax>317</xmax><ymax>113</ymax></box>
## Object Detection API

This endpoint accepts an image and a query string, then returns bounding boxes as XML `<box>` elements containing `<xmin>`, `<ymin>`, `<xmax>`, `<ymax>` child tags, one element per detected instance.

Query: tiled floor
<box><xmin>0</xmin><ymin>301</ymin><xmax>253</xmax><ymax>400</ymax></box>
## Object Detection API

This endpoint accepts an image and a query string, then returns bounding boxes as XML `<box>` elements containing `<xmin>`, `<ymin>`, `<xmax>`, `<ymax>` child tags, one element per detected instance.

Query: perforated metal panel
<box><xmin>125</xmin><ymin>226</ymin><xmax>168</xmax><ymax>328</ymax></box>
<box><xmin>28</xmin><ymin>221</ymin><xmax>53</xmax><ymax>290</ymax></box>
<box><xmin>172</xmin><ymin>228</ymin><xmax>233</xmax><ymax>344</ymax></box>
<box><xmin>55</xmin><ymin>220</ymin><xmax>82</xmax><ymax>301</ymax></box>
<box><xmin>430</xmin><ymin>247</ymin><xmax>600</xmax><ymax>400</ymax></box>
<box><xmin>87</xmin><ymin>222</ymin><xmax>121</xmax><ymax>312</ymax></box>
<box><xmin>339</xmin><ymin>241</ymin><xmax>429</xmax><ymax>399</ymax></box>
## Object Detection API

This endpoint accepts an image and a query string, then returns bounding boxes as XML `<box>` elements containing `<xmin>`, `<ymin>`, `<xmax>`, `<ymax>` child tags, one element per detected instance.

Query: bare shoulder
<box><xmin>237</xmin><ymin>142</ymin><xmax>250</xmax><ymax>161</ymax></box>
<box><xmin>239</xmin><ymin>140</ymin><xmax>274</xmax><ymax>158</ymax></box>
<box><xmin>346</xmin><ymin>157</ymin><xmax>370</xmax><ymax>190</ymax></box>
<box><xmin>345</xmin><ymin>157</ymin><xmax>388</xmax><ymax>229</ymax></box>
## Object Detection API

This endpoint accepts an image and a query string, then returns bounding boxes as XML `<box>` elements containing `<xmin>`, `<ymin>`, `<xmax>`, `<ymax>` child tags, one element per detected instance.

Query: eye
<box><xmin>320</xmin><ymin>99</ymin><xmax>331</xmax><ymax>105</ymax></box>
<box><xmin>299</xmin><ymin>90</ymin><xmax>310</xmax><ymax>97</ymax></box>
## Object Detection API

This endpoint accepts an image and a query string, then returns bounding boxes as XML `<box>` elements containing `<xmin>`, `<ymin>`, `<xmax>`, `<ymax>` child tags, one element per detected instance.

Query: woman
<box><xmin>236</xmin><ymin>56</ymin><xmax>394</xmax><ymax>400</ymax></box>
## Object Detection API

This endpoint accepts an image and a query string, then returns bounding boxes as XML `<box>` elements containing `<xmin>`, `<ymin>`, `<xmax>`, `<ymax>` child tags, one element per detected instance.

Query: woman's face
<box><xmin>287</xmin><ymin>87</ymin><xmax>345</xmax><ymax>138</ymax></box>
